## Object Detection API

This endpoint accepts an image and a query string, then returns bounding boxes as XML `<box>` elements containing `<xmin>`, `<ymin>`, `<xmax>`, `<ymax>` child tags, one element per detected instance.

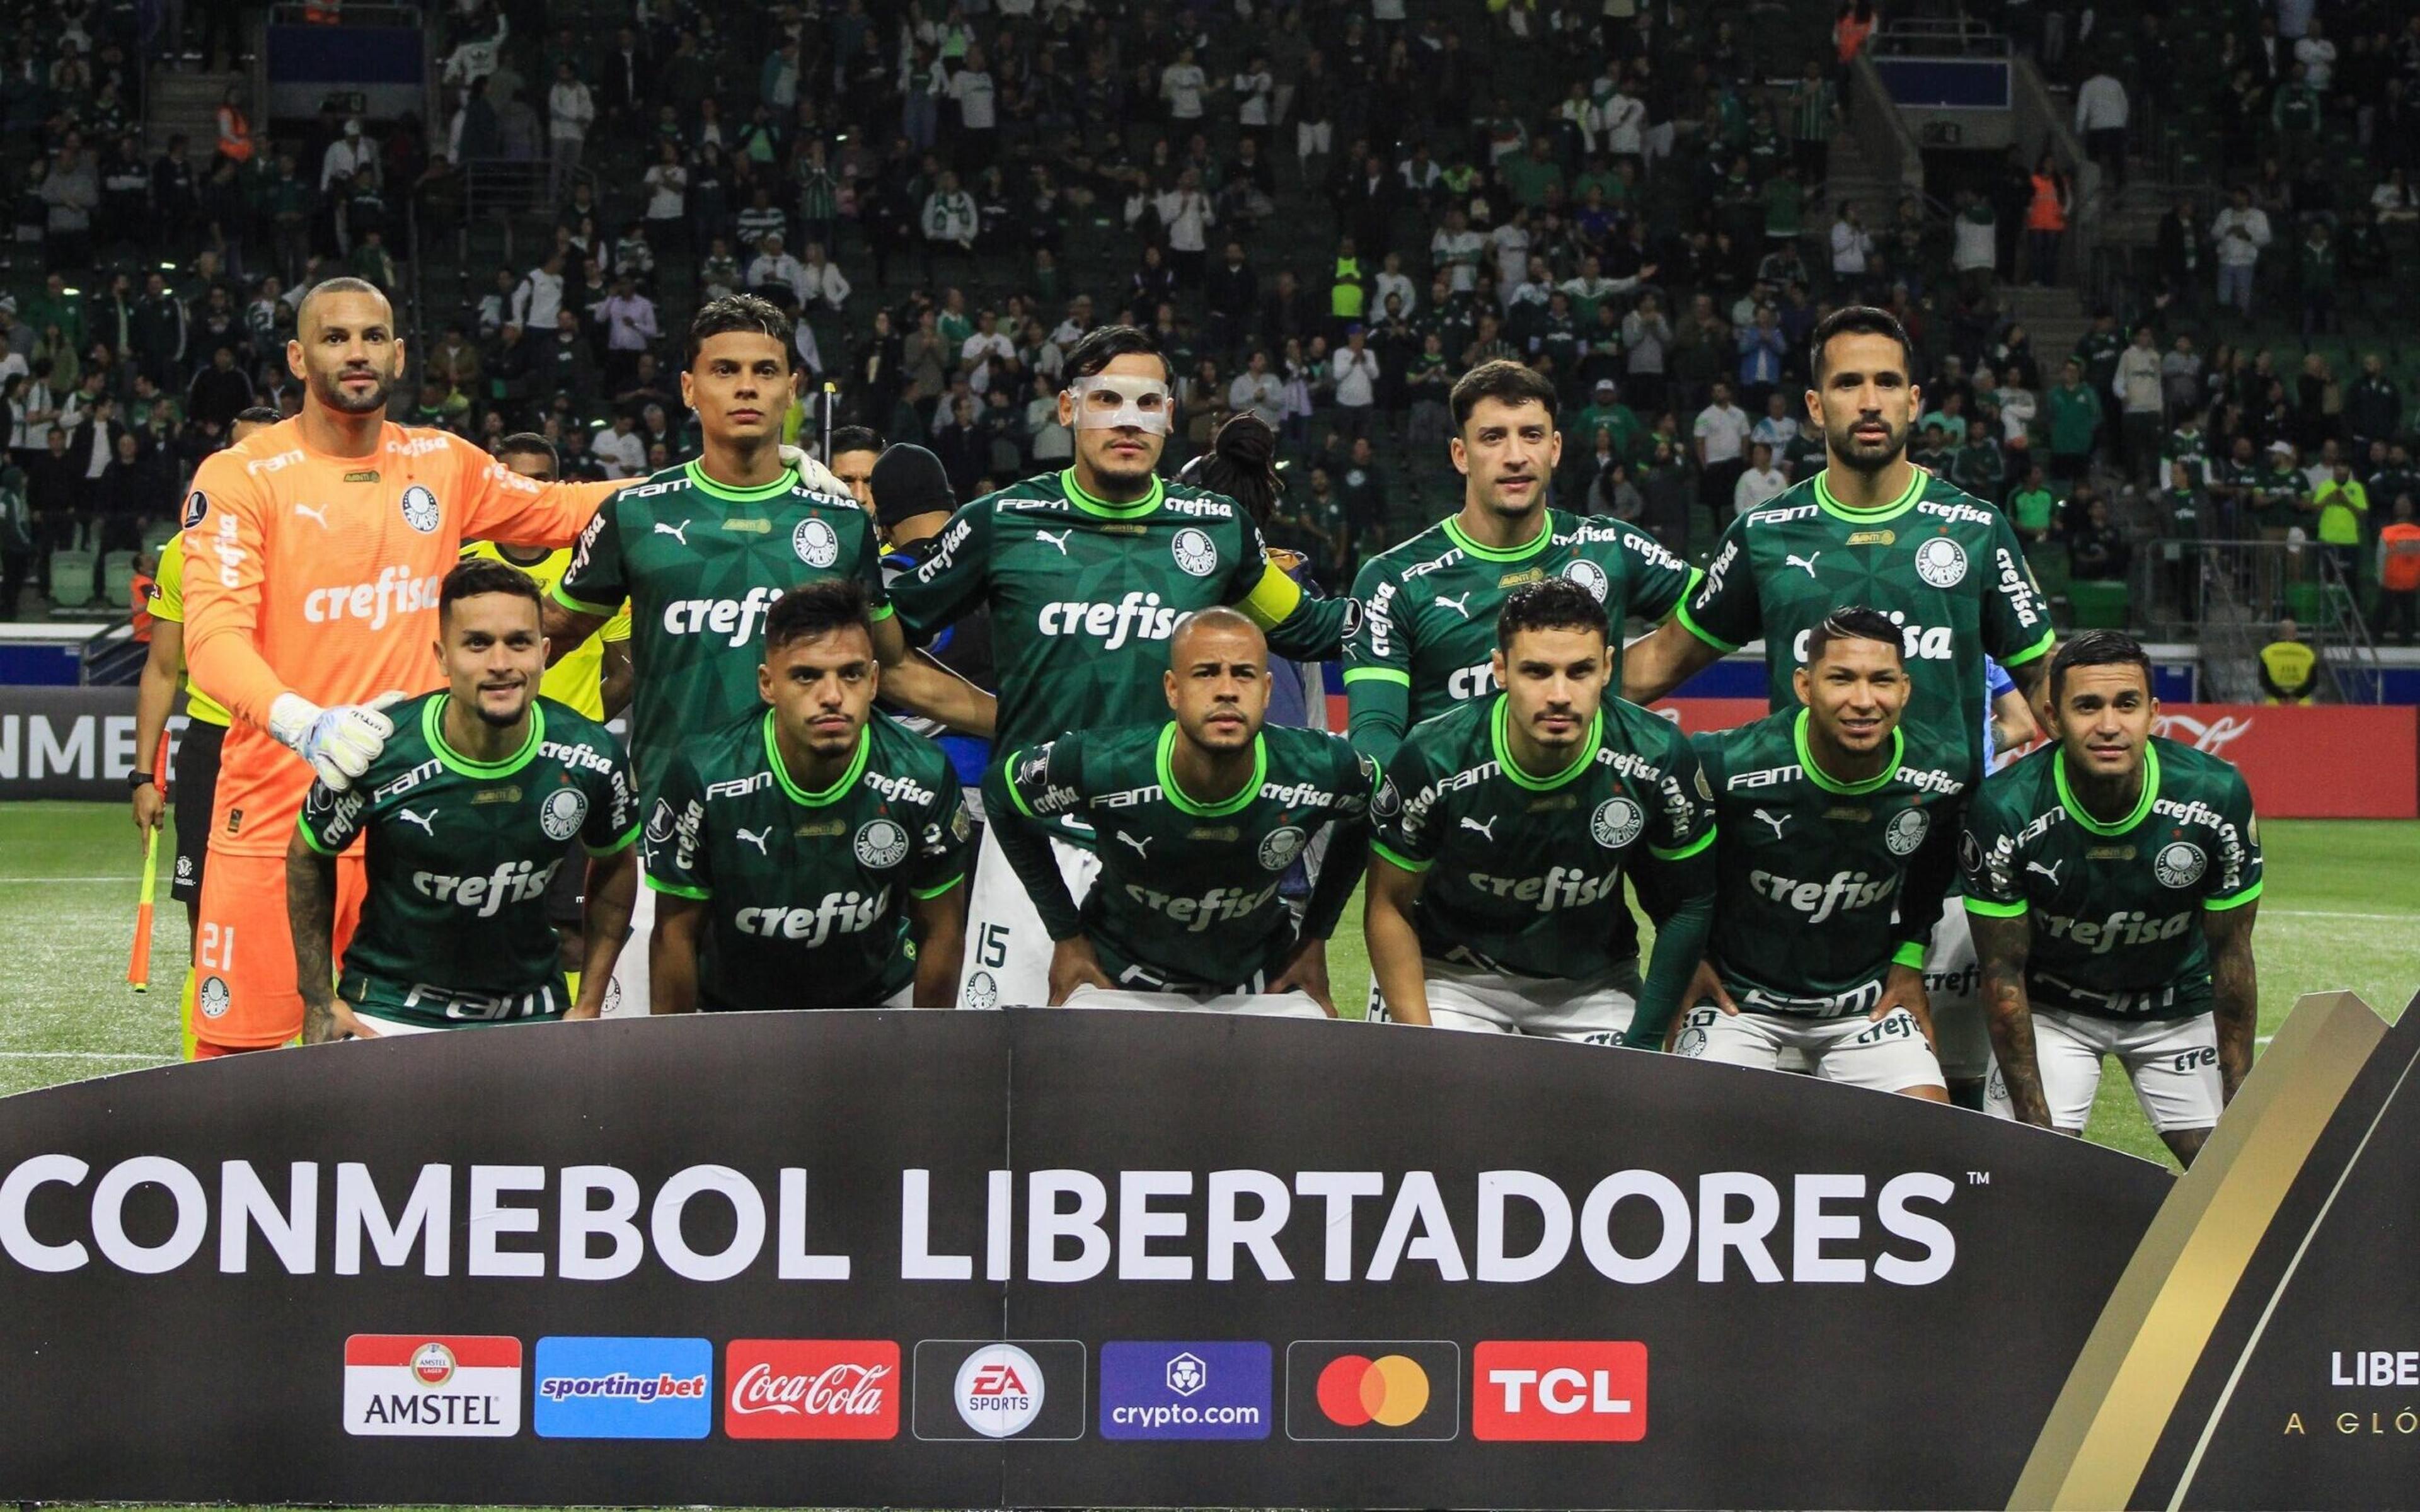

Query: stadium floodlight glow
<box><xmin>1068</xmin><ymin>375</ymin><xmax>1172</xmax><ymax>434</ymax></box>
<box><xmin>159</xmin><ymin>261</ymin><xmax>177</xmax><ymax>270</ymax></box>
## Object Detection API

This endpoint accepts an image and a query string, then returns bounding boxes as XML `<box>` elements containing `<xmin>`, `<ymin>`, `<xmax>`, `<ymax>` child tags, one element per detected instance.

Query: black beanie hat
<box><xmin>869</xmin><ymin>444</ymin><xmax>957</xmax><ymax>529</ymax></box>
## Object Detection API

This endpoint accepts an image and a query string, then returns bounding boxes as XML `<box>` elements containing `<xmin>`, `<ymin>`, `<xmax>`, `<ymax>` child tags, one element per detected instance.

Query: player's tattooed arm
<box><xmin>1618</xmin><ymin>617</ymin><xmax>1726</xmax><ymax>705</ymax></box>
<box><xmin>2204</xmin><ymin>898</ymin><xmax>2261</xmax><ymax>1102</ymax></box>
<box><xmin>870</xmin><ymin>614</ymin><xmax>997</xmax><ymax>736</ymax></box>
<box><xmin>1971</xmin><ymin>912</ymin><xmax>2053</xmax><ymax>1128</ymax></box>
<box><xmin>908</xmin><ymin>882</ymin><xmax>967</xmax><ymax>1008</ymax></box>
<box><xmin>567</xmin><ymin>847</ymin><xmax>639</xmax><ymax>1019</ymax></box>
<box><xmin>541</xmin><ymin>599</ymin><xmax>613</xmax><ymax>668</ymax></box>
<box><xmin>284</xmin><ymin>832</ymin><xmax>349</xmax><ymax>1044</ymax></box>
<box><xmin>1362</xmin><ymin>854</ymin><xmax>1432</xmax><ymax>1026</ymax></box>
<box><xmin>650</xmin><ymin>896</ymin><xmax>708</xmax><ymax>1014</ymax></box>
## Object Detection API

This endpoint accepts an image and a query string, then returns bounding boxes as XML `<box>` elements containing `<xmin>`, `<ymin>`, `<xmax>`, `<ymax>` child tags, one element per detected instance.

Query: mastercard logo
<box><xmin>1315</xmin><ymin>1353</ymin><xmax>1430</xmax><ymax>1427</ymax></box>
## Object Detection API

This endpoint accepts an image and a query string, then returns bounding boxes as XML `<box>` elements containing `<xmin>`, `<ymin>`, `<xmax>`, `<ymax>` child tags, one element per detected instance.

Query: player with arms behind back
<box><xmin>1673</xmin><ymin>607</ymin><xmax>1966</xmax><ymax>1099</ymax></box>
<box><xmin>1962</xmin><ymin>632</ymin><xmax>2262</xmax><ymax>1167</ymax></box>
<box><xmin>984</xmin><ymin>609</ymin><xmax>1371</xmax><ymax>1016</ymax></box>
<box><xmin>1364</xmin><ymin>578</ymin><xmax>1716</xmax><ymax>1047</ymax></box>
<box><xmin>1344</xmin><ymin>359</ymin><xmax>1694</xmax><ymax>765</ymax></box>
<box><xmin>647</xmin><ymin>580</ymin><xmax>969</xmax><ymax>1012</ymax></box>
<box><xmin>285</xmin><ymin>561</ymin><xmax>640</xmax><ymax>1039</ymax></box>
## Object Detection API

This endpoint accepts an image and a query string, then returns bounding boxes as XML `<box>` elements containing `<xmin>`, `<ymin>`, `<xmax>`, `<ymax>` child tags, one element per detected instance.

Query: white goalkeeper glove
<box><xmin>776</xmin><ymin>444</ymin><xmax>851</xmax><ymax>501</ymax></box>
<box><xmin>268</xmin><ymin>691</ymin><xmax>404</xmax><ymax>791</ymax></box>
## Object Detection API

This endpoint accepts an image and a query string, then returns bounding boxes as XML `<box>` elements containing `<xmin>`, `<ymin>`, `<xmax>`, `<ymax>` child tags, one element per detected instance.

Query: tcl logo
<box><xmin>723</xmin><ymin>1340</ymin><xmax>899</xmax><ymax>1440</ymax></box>
<box><xmin>1472</xmin><ymin>1341</ymin><xmax>1647</xmax><ymax>1442</ymax></box>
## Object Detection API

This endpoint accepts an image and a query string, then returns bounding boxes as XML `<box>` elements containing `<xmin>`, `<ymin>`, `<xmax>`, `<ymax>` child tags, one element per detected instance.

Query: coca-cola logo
<box><xmin>723</xmin><ymin>1341</ymin><xmax>901</xmax><ymax>1440</ymax></box>
<box><xmin>2152</xmin><ymin>712</ymin><xmax>2252</xmax><ymax>755</ymax></box>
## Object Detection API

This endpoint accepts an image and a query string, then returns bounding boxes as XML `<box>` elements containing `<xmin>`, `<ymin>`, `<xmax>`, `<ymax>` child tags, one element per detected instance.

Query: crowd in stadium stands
<box><xmin>4</xmin><ymin>0</ymin><xmax>2420</xmax><ymax>638</ymax></box>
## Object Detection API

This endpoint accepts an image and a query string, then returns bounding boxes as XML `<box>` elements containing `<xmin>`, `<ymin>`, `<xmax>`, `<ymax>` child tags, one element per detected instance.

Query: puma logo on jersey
<box><xmin>292</xmin><ymin>502</ymin><xmax>331</xmax><ymax>529</ymax></box>
<box><xmin>654</xmin><ymin>520</ymin><xmax>692</xmax><ymax>546</ymax></box>
<box><xmin>1753</xmin><ymin>808</ymin><xmax>1790</xmax><ymax>839</ymax></box>
<box><xmin>396</xmin><ymin>808</ymin><xmax>439</xmax><ymax>835</ymax></box>
<box><xmin>2027</xmin><ymin>859</ymin><xmax>2065</xmax><ymax>886</ymax></box>
<box><xmin>1116</xmin><ymin>830</ymin><xmax>1151</xmax><ymax>858</ymax></box>
<box><xmin>1460</xmin><ymin>815</ymin><xmax>1497</xmax><ymax>840</ymax></box>
<box><xmin>1786</xmin><ymin>551</ymin><xmax>1823</xmax><ymax>578</ymax></box>
<box><xmin>1035</xmin><ymin>528</ymin><xmax>1071</xmax><ymax>555</ymax></box>
<box><xmin>736</xmin><ymin>825</ymin><xmax>772</xmax><ymax>856</ymax></box>
<box><xmin>1434</xmin><ymin>592</ymin><xmax>1473</xmax><ymax>617</ymax></box>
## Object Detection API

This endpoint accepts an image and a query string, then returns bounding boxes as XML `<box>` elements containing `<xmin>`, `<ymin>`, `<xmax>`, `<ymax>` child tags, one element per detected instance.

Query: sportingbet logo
<box><xmin>531</xmin><ymin>1336</ymin><xmax>712</xmax><ymax>1440</ymax></box>
<box><xmin>1447</xmin><ymin>659</ymin><xmax>1500</xmax><ymax>700</ymax></box>
<box><xmin>1793</xmin><ymin>610</ymin><xmax>1952</xmax><ymax>663</ymax></box>
<box><xmin>661</xmin><ymin>587</ymin><xmax>785</xmax><ymax>648</ymax></box>
<box><xmin>725</xmin><ymin>1339</ymin><xmax>899</xmax><ymax>1440</ymax></box>
<box><xmin>1748</xmin><ymin>867</ymin><xmax>1900</xmax><ymax>924</ymax></box>
<box><xmin>304</xmin><ymin>567</ymin><xmax>443</xmax><ymax>630</ymax></box>
<box><xmin>1473</xmin><ymin>1341</ymin><xmax>1648</xmax><ymax>1442</ymax></box>
<box><xmin>412</xmin><ymin>857</ymin><xmax>564</xmax><ymax>918</ymax></box>
<box><xmin>1035</xmin><ymin>592</ymin><xmax>1185</xmax><ymax>650</ymax></box>
<box><xmin>343</xmin><ymin>1334</ymin><xmax>521</xmax><ymax>1437</ymax></box>
<box><xmin>734</xmin><ymin>889</ymin><xmax>890</xmax><ymax>945</ymax></box>
<box><xmin>1120</xmin><ymin>878</ymin><xmax>1282</xmax><ymax>932</ymax></box>
<box><xmin>1463</xmin><ymin>865</ymin><xmax>1622</xmax><ymax>912</ymax></box>
<box><xmin>2038</xmin><ymin>908</ymin><xmax>2196</xmax><ymax>954</ymax></box>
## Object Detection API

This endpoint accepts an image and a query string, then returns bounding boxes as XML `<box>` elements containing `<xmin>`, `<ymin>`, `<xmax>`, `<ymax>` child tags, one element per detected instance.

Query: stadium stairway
<box><xmin>146</xmin><ymin>67</ymin><xmax>246</xmax><ymax>156</ymax></box>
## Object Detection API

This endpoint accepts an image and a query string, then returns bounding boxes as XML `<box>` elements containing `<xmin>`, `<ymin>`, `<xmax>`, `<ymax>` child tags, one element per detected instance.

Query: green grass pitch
<box><xmin>3</xmin><ymin>801</ymin><xmax>2414</xmax><ymax>1172</ymax></box>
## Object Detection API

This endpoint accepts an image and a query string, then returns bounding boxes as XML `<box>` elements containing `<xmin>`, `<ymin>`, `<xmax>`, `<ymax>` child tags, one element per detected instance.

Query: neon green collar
<box><xmin>1813</xmin><ymin>466</ymin><xmax>1925</xmax><ymax>523</ymax></box>
<box><xmin>685</xmin><ymin>459</ymin><xmax>800</xmax><ymax>503</ymax></box>
<box><xmin>2056</xmin><ymin>743</ymin><xmax>2161</xmax><ymax>835</ymax></box>
<box><xmin>1444</xmin><ymin>511</ymin><xmax>1553</xmax><ymax>563</ymax></box>
<box><xmin>1491</xmin><ymin>696</ymin><xmax>1602</xmax><ymax>791</ymax></box>
<box><xmin>1794</xmin><ymin>707</ymin><xmax>1903</xmax><ymax>795</ymax></box>
<box><xmin>763</xmin><ymin>711</ymin><xmax>868</xmax><ymax>807</ymax></box>
<box><xmin>425</xmin><ymin>695</ymin><xmax>543</xmax><ymax>778</ymax></box>
<box><xmin>1156</xmin><ymin>722</ymin><xmax>1265</xmax><ymax>816</ymax></box>
<box><xmin>1060</xmin><ymin>467</ymin><xmax>1163</xmax><ymax>518</ymax></box>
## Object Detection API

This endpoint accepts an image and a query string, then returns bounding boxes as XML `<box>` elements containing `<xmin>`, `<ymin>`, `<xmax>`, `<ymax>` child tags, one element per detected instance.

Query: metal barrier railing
<box><xmin>2129</xmin><ymin>539</ymin><xmax>2383</xmax><ymax>702</ymax></box>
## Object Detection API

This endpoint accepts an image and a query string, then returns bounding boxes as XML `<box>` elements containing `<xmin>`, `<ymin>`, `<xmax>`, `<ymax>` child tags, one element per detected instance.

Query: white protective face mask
<box><xmin>1068</xmin><ymin>374</ymin><xmax>1173</xmax><ymax>434</ymax></box>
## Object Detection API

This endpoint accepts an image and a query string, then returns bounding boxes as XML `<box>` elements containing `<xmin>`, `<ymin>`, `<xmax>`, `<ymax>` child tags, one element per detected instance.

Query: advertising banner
<box><xmin>0</xmin><ymin>1009</ymin><xmax>2174</xmax><ymax>1508</ymax></box>
<box><xmin>0</xmin><ymin>686</ymin><xmax>191</xmax><ymax>801</ymax></box>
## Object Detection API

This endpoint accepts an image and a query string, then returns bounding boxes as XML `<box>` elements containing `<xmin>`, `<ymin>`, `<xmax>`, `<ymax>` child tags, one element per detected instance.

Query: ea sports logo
<box><xmin>1913</xmin><ymin>536</ymin><xmax>1967</xmax><ymax>588</ymax></box>
<box><xmin>1258</xmin><ymin>825</ymin><xmax>1306</xmax><ymax>871</ymax></box>
<box><xmin>794</xmin><ymin>517</ymin><xmax>840</xmax><ymax>568</ymax></box>
<box><xmin>1885</xmin><ymin>806</ymin><xmax>1930</xmax><ymax>857</ymax></box>
<box><xmin>1171</xmin><ymin>527</ymin><xmax>1219</xmax><ymax>577</ymax></box>
<box><xmin>1316</xmin><ymin>1353</ymin><xmax>1429</xmax><ymax>1428</ymax></box>
<box><xmin>412</xmin><ymin>1341</ymin><xmax>457</xmax><ymax>1387</ymax></box>
<box><xmin>953</xmin><ymin>1343</ymin><xmax>1044</xmax><ymax>1438</ymax></box>
<box><xmin>2154</xmin><ymin>841</ymin><xmax>2206</xmax><ymax>888</ymax></box>
<box><xmin>539</xmin><ymin>787</ymin><xmax>588</xmax><ymax>842</ymax></box>
<box><xmin>399</xmin><ymin>484</ymin><xmax>441</xmax><ymax>534</ymax></box>
<box><xmin>1590</xmin><ymin>796</ymin><xmax>1644</xmax><ymax>849</ymax></box>
<box><xmin>854</xmin><ymin>818</ymin><xmax>909</xmax><ymax>869</ymax></box>
<box><xmin>199</xmin><ymin>976</ymin><xmax>231</xmax><ymax>1020</ymax></box>
<box><xmin>1562</xmin><ymin>559</ymin><xmax>1610</xmax><ymax>602</ymax></box>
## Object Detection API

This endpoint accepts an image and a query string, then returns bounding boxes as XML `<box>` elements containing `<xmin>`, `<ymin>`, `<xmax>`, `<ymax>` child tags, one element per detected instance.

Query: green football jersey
<box><xmin>296</xmin><ymin>693</ymin><xmax>639</xmax><ymax>1028</ymax></box>
<box><xmin>1678</xmin><ymin>468</ymin><xmax>2055</xmax><ymax>781</ymax></box>
<box><xmin>1372</xmin><ymin>694</ymin><xmax>1715</xmax><ymax>978</ymax></box>
<box><xmin>1694</xmin><ymin>708</ymin><xmax>1966</xmax><ymax>1014</ymax></box>
<box><xmin>887</xmin><ymin>469</ymin><xmax>1345</xmax><ymax>759</ymax></box>
<box><xmin>1961</xmin><ymin>738</ymin><xmax>2263</xmax><ymax>1019</ymax></box>
<box><xmin>1343</xmin><ymin>509</ymin><xmax>1695</xmax><ymax>764</ymax></box>
<box><xmin>985</xmin><ymin>723</ymin><xmax>1373</xmax><ymax>990</ymax></box>
<box><xmin>553</xmin><ymin>459</ymin><xmax>890</xmax><ymax>801</ymax></box>
<box><xmin>645</xmin><ymin>709</ymin><xmax>968</xmax><ymax>1011</ymax></box>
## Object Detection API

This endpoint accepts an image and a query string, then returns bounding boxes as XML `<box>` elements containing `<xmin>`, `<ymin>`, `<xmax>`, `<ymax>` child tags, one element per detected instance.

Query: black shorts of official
<box><xmin>168</xmin><ymin>719</ymin><xmax>226</xmax><ymax>905</ymax></box>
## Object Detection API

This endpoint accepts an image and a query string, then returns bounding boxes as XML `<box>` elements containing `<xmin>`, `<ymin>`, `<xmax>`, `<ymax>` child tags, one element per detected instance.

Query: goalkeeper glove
<box><xmin>268</xmin><ymin>691</ymin><xmax>404</xmax><ymax>790</ymax></box>
<box><xmin>776</xmin><ymin>444</ymin><xmax>852</xmax><ymax>501</ymax></box>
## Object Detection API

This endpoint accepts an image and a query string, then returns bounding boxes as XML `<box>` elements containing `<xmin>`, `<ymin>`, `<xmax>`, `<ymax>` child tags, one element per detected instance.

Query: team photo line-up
<box><xmin>138</xmin><ymin>278</ymin><xmax>2262</xmax><ymax>1166</ymax></box>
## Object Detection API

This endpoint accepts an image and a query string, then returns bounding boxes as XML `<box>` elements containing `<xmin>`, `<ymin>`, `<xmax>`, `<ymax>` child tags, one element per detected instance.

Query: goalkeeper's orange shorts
<box><xmin>190</xmin><ymin>847</ymin><xmax>364</xmax><ymax>1053</ymax></box>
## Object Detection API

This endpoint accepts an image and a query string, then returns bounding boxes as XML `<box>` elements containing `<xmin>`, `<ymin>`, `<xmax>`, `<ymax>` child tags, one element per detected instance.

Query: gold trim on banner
<box><xmin>2008</xmin><ymin>991</ymin><xmax>2388</xmax><ymax>1512</ymax></box>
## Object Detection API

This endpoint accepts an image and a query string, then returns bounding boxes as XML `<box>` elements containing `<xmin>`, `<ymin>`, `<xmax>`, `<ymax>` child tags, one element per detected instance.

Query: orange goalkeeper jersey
<box><xmin>182</xmin><ymin>419</ymin><xmax>624</xmax><ymax>857</ymax></box>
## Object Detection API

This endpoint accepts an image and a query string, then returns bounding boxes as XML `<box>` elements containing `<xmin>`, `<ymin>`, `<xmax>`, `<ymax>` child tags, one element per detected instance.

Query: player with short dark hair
<box><xmin>984</xmin><ymin>609</ymin><xmax>1371</xmax><ymax>1016</ymax></box>
<box><xmin>1962</xmin><ymin>631</ymin><xmax>2262</xmax><ymax>1167</ymax></box>
<box><xmin>646</xmin><ymin>578</ymin><xmax>969</xmax><ymax>1011</ymax></box>
<box><xmin>1363</xmin><ymin>578</ymin><xmax>1715</xmax><ymax>1045</ymax></box>
<box><xmin>1344</xmin><ymin>356</ymin><xmax>1694</xmax><ymax>766</ymax></box>
<box><xmin>286</xmin><ymin>559</ymin><xmax>640</xmax><ymax>1038</ymax></box>
<box><xmin>1671</xmin><ymin>606</ymin><xmax>1967</xmax><ymax>1098</ymax></box>
<box><xmin>827</xmin><ymin>425</ymin><xmax>884</xmax><ymax>517</ymax></box>
<box><xmin>889</xmin><ymin>321</ymin><xmax>1351</xmax><ymax>1009</ymax></box>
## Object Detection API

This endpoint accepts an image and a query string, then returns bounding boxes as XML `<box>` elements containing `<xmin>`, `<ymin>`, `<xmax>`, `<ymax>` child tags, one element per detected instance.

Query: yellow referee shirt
<box><xmin>148</xmin><ymin>535</ymin><xmax>231</xmax><ymax>728</ymax></box>
<box><xmin>459</xmin><ymin>542</ymin><xmax>632</xmax><ymax>721</ymax></box>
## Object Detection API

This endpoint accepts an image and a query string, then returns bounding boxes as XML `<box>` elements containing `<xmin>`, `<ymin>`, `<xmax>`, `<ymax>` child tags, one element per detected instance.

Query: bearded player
<box><xmin>180</xmin><ymin>277</ymin><xmax>636</xmax><ymax>1057</ymax></box>
<box><xmin>1364</xmin><ymin>578</ymin><xmax>1715</xmax><ymax>1046</ymax></box>
<box><xmin>1671</xmin><ymin>608</ymin><xmax>1966</xmax><ymax>1099</ymax></box>
<box><xmin>286</xmin><ymin>560</ymin><xmax>639</xmax><ymax>1038</ymax></box>
<box><xmin>984</xmin><ymin>609</ymin><xmax>1370</xmax><ymax>1016</ymax></box>
<box><xmin>1343</xmin><ymin>360</ymin><xmax>1694</xmax><ymax>766</ymax></box>
<box><xmin>889</xmin><ymin>324</ymin><xmax>1350</xmax><ymax>1009</ymax></box>
<box><xmin>1962</xmin><ymin>633</ymin><xmax>2262</xmax><ymax>1168</ymax></box>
